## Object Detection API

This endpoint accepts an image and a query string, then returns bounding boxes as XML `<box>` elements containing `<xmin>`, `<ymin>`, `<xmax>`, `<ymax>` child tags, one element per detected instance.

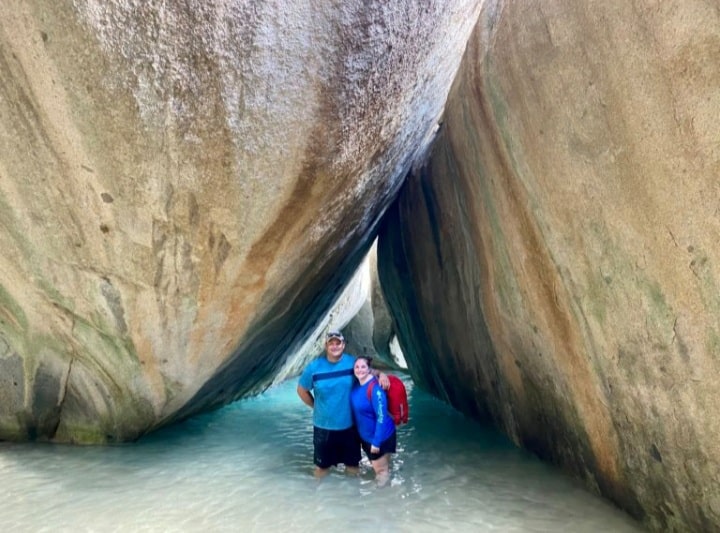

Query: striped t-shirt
<box><xmin>298</xmin><ymin>353</ymin><xmax>356</xmax><ymax>430</ymax></box>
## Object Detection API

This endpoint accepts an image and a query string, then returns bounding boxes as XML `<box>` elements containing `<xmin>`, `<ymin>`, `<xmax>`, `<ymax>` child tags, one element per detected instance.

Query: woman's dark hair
<box><xmin>356</xmin><ymin>355</ymin><xmax>373</xmax><ymax>367</ymax></box>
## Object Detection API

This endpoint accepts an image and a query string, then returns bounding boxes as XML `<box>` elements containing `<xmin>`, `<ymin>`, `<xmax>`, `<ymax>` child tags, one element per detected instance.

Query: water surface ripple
<box><xmin>1</xmin><ymin>378</ymin><xmax>642</xmax><ymax>532</ymax></box>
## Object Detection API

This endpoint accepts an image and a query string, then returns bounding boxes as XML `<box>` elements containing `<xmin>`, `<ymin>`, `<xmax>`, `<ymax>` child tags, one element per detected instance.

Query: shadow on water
<box><xmin>0</xmin><ymin>377</ymin><xmax>644</xmax><ymax>533</ymax></box>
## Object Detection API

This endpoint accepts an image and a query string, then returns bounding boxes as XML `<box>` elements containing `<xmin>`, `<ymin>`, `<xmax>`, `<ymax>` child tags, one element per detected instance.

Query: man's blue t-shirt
<box><xmin>298</xmin><ymin>353</ymin><xmax>356</xmax><ymax>430</ymax></box>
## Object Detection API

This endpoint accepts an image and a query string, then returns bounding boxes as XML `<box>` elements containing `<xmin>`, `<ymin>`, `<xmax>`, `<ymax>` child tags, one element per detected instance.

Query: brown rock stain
<box><xmin>208</xmin><ymin>30</ymin><xmax>365</xmax><ymax>347</ymax></box>
<box><xmin>446</xmin><ymin>16</ymin><xmax>622</xmax><ymax>487</ymax></box>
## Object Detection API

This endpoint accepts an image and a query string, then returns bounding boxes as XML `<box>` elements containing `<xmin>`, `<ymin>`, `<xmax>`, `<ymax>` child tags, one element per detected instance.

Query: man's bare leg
<box><xmin>314</xmin><ymin>466</ymin><xmax>330</xmax><ymax>478</ymax></box>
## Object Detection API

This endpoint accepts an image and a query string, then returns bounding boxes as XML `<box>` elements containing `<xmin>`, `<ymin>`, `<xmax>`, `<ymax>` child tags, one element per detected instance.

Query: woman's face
<box><xmin>354</xmin><ymin>358</ymin><xmax>370</xmax><ymax>380</ymax></box>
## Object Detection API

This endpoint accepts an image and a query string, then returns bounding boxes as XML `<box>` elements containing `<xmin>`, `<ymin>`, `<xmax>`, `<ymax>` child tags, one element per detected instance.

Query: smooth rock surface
<box><xmin>378</xmin><ymin>0</ymin><xmax>720</xmax><ymax>531</ymax></box>
<box><xmin>343</xmin><ymin>242</ymin><xmax>404</xmax><ymax>369</ymax></box>
<box><xmin>270</xmin><ymin>252</ymin><xmax>371</xmax><ymax>385</ymax></box>
<box><xmin>0</xmin><ymin>0</ymin><xmax>481</xmax><ymax>442</ymax></box>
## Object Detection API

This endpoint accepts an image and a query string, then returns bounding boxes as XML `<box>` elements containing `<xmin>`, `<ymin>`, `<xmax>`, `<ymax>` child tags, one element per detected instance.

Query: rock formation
<box><xmin>342</xmin><ymin>242</ymin><xmax>405</xmax><ymax>369</ymax></box>
<box><xmin>4</xmin><ymin>0</ymin><xmax>718</xmax><ymax>529</ymax></box>
<box><xmin>378</xmin><ymin>0</ymin><xmax>720</xmax><ymax>531</ymax></box>
<box><xmin>271</xmin><ymin>252</ymin><xmax>371</xmax><ymax>385</ymax></box>
<box><xmin>0</xmin><ymin>0</ymin><xmax>482</xmax><ymax>443</ymax></box>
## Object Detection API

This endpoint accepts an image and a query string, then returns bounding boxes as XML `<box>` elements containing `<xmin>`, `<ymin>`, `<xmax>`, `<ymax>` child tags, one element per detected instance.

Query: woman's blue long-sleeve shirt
<box><xmin>351</xmin><ymin>378</ymin><xmax>396</xmax><ymax>447</ymax></box>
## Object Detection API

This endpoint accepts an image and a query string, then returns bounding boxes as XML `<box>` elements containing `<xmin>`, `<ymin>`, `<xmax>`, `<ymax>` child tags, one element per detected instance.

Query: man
<box><xmin>297</xmin><ymin>330</ymin><xmax>388</xmax><ymax>477</ymax></box>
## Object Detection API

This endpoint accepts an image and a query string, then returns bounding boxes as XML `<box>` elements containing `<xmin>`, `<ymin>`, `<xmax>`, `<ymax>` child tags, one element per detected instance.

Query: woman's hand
<box><xmin>371</xmin><ymin>445</ymin><xmax>380</xmax><ymax>454</ymax></box>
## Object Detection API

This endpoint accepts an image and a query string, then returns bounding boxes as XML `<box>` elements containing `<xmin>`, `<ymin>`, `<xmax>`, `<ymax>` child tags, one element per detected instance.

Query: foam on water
<box><xmin>0</xmin><ymin>378</ymin><xmax>642</xmax><ymax>532</ymax></box>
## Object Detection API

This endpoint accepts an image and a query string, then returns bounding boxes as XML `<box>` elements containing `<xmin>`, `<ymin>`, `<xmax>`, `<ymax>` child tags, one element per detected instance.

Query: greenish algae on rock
<box><xmin>0</xmin><ymin>0</ymin><xmax>484</xmax><ymax>443</ymax></box>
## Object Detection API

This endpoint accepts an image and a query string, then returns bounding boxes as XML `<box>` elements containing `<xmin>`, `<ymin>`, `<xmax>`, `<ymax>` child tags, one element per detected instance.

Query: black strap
<box><xmin>312</xmin><ymin>368</ymin><xmax>353</xmax><ymax>382</ymax></box>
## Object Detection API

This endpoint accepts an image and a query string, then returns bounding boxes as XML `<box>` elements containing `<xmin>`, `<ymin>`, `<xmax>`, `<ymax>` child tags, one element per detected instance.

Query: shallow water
<box><xmin>1</xmin><ymin>378</ymin><xmax>642</xmax><ymax>532</ymax></box>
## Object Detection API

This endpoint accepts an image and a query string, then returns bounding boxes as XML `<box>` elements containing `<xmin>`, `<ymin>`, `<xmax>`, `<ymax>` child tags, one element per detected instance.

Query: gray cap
<box><xmin>325</xmin><ymin>330</ymin><xmax>345</xmax><ymax>342</ymax></box>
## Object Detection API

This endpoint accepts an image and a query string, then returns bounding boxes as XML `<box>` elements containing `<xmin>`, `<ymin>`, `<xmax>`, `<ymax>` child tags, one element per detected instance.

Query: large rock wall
<box><xmin>0</xmin><ymin>0</ymin><xmax>482</xmax><ymax>443</ymax></box>
<box><xmin>378</xmin><ymin>0</ymin><xmax>720</xmax><ymax>530</ymax></box>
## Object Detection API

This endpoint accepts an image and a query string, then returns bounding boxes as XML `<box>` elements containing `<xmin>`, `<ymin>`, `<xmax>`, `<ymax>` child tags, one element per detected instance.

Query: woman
<box><xmin>350</xmin><ymin>356</ymin><xmax>396</xmax><ymax>486</ymax></box>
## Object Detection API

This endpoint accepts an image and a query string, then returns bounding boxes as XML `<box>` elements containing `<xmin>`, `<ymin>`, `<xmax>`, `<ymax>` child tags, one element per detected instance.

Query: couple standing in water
<box><xmin>297</xmin><ymin>330</ymin><xmax>397</xmax><ymax>485</ymax></box>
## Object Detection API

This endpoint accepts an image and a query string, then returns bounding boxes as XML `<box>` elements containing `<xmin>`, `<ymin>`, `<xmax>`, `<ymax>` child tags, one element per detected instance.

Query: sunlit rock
<box><xmin>272</xmin><ymin>244</ymin><xmax>404</xmax><ymax>384</ymax></box>
<box><xmin>0</xmin><ymin>0</ymin><xmax>482</xmax><ymax>443</ymax></box>
<box><xmin>343</xmin><ymin>242</ymin><xmax>404</xmax><ymax>369</ymax></box>
<box><xmin>338</xmin><ymin>261</ymin><xmax>377</xmax><ymax>361</ymax></box>
<box><xmin>271</xmin><ymin>253</ymin><xmax>370</xmax><ymax>385</ymax></box>
<box><xmin>378</xmin><ymin>0</ymin><xmax>720</xmax><ymax>531</ymax></box>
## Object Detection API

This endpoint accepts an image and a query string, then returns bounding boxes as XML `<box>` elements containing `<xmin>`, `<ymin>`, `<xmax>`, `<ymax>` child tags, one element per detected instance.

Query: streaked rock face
<box><xmin>0</xmin><ymin>0</ymin><xmax>482</xmax><ymax>443</ymax></box>
<box><xmin>378</xmin><ymin>0</ymin><xmax>720</xmax><ymax>531</ymax></box>
<box><xmin>343</xmin><ymin>242</ymin><xmax>404</xmax><ymax>369</ymax></box>
<box><xmin>274</xmin><ymin>243</ymin><xmax>404</xmax><ymax>385</ymax></box>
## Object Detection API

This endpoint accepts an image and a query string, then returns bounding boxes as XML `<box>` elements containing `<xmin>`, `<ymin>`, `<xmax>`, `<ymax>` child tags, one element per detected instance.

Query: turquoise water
<box><xmin>1</xmin><ymin>378</ymin><xmax>642</xmax><ymax>532</ymax></box>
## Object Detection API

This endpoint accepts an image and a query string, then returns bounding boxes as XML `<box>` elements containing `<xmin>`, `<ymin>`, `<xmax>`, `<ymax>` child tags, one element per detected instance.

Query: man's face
<box><xmin>325</xmin><ymin>338</ymin><xmax>345</xmax><ymax>361</ymax></box>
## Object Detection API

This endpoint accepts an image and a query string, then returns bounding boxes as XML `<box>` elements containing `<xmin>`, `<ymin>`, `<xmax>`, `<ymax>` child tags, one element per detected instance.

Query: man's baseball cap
<box><xmin>325</xmin><ymin>330</ymin><xmax>345</xmax><ymax>342</ymax></box>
